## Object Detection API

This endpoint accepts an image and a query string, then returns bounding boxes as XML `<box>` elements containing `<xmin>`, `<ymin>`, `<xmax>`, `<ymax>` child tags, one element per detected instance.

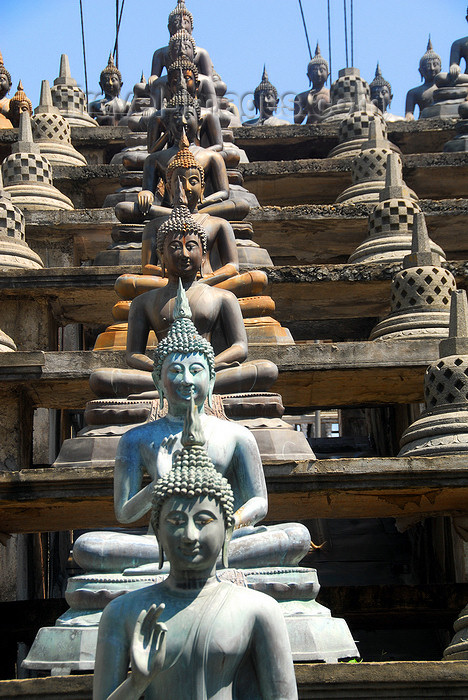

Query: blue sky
<box><xmin>2</xmin><ymin>0</ymin><xmax>468</xmax><ymax>121</ymax></box>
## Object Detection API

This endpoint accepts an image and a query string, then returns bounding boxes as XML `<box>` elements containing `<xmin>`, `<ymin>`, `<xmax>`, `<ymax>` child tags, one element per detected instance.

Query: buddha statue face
<box><xmin>168</xmin><ymin>12</ymin><xmax>193</xmax><ymax>35</ymax></box>
<box><xmin>168</xmin><ymin>68</ymin><xmax>198</xmax><ymax>97</ymax></box>
<box><xmin>160</xmin><ymin>352</ymin><xmax>211</xmax><ymax>409</ymax></box>
<box><xmin>258</xmin><ymin>89</ymin><xmax>279</xmax><ymax>117</ymax></box>
<box><xmin>9</xmin><ymin>99</ymin><xmax>31</xmax><ymax>126</ymax></box>
<box><xmin>100</xmin><ymin>71</ymin><xmax>122</xmax><ymax>99</ymax></box>
<box><xmin>0</xmin><ymin>73</ymin><xmax>11</xmax><ymax>100</ymax></box>
<box><xmin>307</xmin><ymin>62</ymin><xmax>328</xmax><ymax>89</ymax></box>
<box><xmin>163</xmin><ymin>229</ymin><xmax>204</xmax><ymax>282</ymax></box>
<box><xmin>168</xmin><ymin>104</ymin><xmax>199</xmax><ymax>143</ymax></box>
<box><xmin>167</xmin><ymin>166</ymin><xmax>203</xmax><ymax>210</ymax></box>
<box><xmin>169</xmin><ymin>36</ymin><xmax>195</xmax><ymax>64</ymax></box>
<box><xmin>158</xmin><ymin>494</ymin><xmax>225</xmax><ymax>573</ymax></box>
<box><xmin>371</xmin><ymin>84</ymin><xmax>392</xmax><ymax>113</ymax></box>
<box><xmin>420</xmin><ymin>56</ymin><xmax>441</xmax><ymax>81</ymax></box>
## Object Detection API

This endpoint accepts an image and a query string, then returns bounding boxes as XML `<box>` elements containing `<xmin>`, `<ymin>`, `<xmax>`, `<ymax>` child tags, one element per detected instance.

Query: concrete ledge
<box><xmin>0</xmin><ymin>661</ymin><xmax>467</xmax><ymax>698</ymax></box>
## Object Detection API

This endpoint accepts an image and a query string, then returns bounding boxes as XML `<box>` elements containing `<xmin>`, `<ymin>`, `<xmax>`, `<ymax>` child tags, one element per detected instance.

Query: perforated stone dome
<box><xmin>391</xmin><ymin>267</ymin><xmax>455</xmax><ymax>313</ymax></box>
<box><xmin>424</xmin><ymin>356</ymin><xmax>468</xmax><ymax>409</ymax></box>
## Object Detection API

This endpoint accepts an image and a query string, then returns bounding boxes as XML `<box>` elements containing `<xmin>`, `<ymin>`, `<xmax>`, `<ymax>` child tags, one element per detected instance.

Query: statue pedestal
<box><xmin>444</xmin><ymin>120</ymin><xmax>468</xmax><ymax>152</ymax></box>
<box><xmin>23</xmin><ymin>567</ymin><xmax>358</xmax><ymax>673</ymax></box>
<box><xmin>421</xmin><ymin>86</ymin><xmax>468</xmax><ymax>119</ymax></box>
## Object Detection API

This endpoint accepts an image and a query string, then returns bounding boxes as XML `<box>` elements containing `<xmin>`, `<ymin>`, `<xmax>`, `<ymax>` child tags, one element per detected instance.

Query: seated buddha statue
<box><xmin>294</xmin><ymin>43</ymin><xmax>330</xmax><ymax>124</ymax></box>
<box><xmin>434</xmin><ymin>6</ymin><xmax>468</xmax><ymax>89</ymax></box>
<box><xmin>89</xmin><ymin>54</ymin><xmax>129</xmax><ymax>125</ymax></box>
<box><xmin>405</xmin><ymin>38</ymin><xmax>441</xmax><ymax>120</ymax></box>
<box><xmin>91</xmin><ymin>182</ymin><xmax>277</xmax><ymax>399</ymax></box>
<box><xmin>370</xmin><ymin>63</ymin><xmax>403</xmax><ymax>122</ymax></box>
<box><xmin>92</xmin><ymin>406</ymin><xmax>298</xmax><ymax>700</ymax></box>
<box><xmin>243</xmin><ymin>67</ymin><xmax>289</xmax><ymax>127</ymax></box>
<box><xmin>116</xmin><ymin>92</ymin><xmax>250</xmax><ymax>222</ymax></box>
<box><xmin>148</xmin><ymin>1</ymin><xmax>215</xmax><ymax>105</ymax></box>
<box><xmin>77</xmin><ymin>281</ymin><xmax>309</xmax><ymax>575</ymax></box>
<box><xmin>0</xmin><ymin>52</ymin><xmax>13</xmax><ymax>128</ymax></box>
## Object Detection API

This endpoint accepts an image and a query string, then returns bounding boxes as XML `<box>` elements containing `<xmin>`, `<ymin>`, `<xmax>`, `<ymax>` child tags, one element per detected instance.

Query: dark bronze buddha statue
<box><xmin>294</xmin><ymin>43</ymin><xmax>330</xmax><ymax>124</ymax></box>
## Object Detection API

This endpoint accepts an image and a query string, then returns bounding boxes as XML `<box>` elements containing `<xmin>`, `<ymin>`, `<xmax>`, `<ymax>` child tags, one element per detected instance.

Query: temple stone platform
<box><xmin>2</xmin><ymin>455</ymin><xmax>468</xmax><ymax>532</ymax></box>
<box><xmin>1</xmin><ymin>662</ymin><xmax>468</xmax><ymax>698</ymax></box>
<box><xmin>21</xmin><ymin>199</ymin><xmax>468</xmax><ymax>267</ymax></box>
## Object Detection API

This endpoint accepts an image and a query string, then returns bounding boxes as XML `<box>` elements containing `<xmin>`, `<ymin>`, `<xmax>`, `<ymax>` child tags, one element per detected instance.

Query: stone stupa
<box><xmin>370</xmin><ymin>212</ymin><xmax>456</xmax><ymax>340</ymax></box>
<box><xmin>399</xmin><ymin>290</ymin><xmax>468</xmax><ymax>457</ymax></box>
<box><xmin>0</xmin><ymin>167</ymin><xmax>43</xmax><ymax>270</ymax></box>
<box><xmin>1</xmin><ymin>111</ymin><xmax>74</xmax><ymax>211</ymax></box>
<box><xmin>328</xmin><ymin>92</ymin><xmax>387</xmax><ymax>159</ymax></box>
<box><xmin>32</xmin><ymin>80</ymin><xmax>87</xmax><ymax>167</ymax></box>
<box><xmin>348</xmin><ymin>152</ymin><xmax>443</xmax><ymax>264</ymax></box>
<box><xmin>335</xmin><ymin>119</ymin><xmax>403</xmax><ymax>204</ymax></box>
<box><xmin>51</xmin><ymin>54</ymin><xmax>96</xmax><ymax>128</ymax></box>
<box><xmin>321</xmin><ymin>67</ymin><xmax>371</xmax><ymax>123</ymax></box>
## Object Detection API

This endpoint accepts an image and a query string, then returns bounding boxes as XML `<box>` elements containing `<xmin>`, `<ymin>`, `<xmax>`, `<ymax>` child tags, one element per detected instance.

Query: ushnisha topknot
<box><xmin>370</xmin><ymin>63</ymin><xmax>392</xmax><ymax>93</ymax></box>
<box><xmin>157</xmin><ymin>170</ymin><xmax>208</xmax><ymax>257</ymax></box>
<box><xmin>100</xmin><ymin>53</ymin><xmax>122</xmax><ymax>86</ymax></box>
<box><xmin>254</xmin><ymin>66</ymin><xmax>278</xmax><ymax>112</ymax></box>
<box><xmin>308</xmin><ymin>43</ymin><xmax>329</xmax><ymax>73</ymax></box>
<box><xmin>166</xmin><ymin>135</ymin><xmax>205</xmax><ymax>190</ymax></box>
<box><xmin>419</xmin><ymin>37</ymin><xmax>441</xmax><ymax>73</ymax></box>
<box><xmin>168</xmin><ymin>0</ymin><xmax>194</xmax><ymax>31</ymax></box>
<box><xmin>151</xmin><ymin>394</ymin><xmax>235</xmax><ymax>536</ymax></box>
<box><xmin>152</xmin><ymin>279</ymin><xmax>216</xmax><ymax>386</ymax></box>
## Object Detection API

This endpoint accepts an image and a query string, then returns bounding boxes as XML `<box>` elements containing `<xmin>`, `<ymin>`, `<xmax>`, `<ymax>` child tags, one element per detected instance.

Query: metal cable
<box><xmin>327</xmin><ymin>0</ymin><xmax>333</xmax><ymax>84</ymax></box>
<box><xmin>113</xmin><ymin>0</ymin><xmax>126</xmax><ymax>67</ymax></box>
<box><xmin>351</xmin><ymin>0</ymin><xmax>354</xmax><ymax>66</ymax></box>
<box><xmin>344</xmin><ymin>0</ymin><xmax>349</xmax><ymax>68</ymax></box>
<box><xmin>298</xmin><ymin>0</ymin><xmax>313</xmax><ymax>60</ymax></box>
<box><xmin>78</xmin><ymin>0</ymin><xmax>89</xmax><ymax>107</ymax></box>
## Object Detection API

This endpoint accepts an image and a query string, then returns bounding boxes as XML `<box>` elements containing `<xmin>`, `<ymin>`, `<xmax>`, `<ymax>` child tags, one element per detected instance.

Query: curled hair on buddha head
<box><xmin>253</xmin><ymin>65</ymin><xmax>278</xmax><ymax>113</ymax></box>
<box><xmin>169</xmin><ymin>29</ymin><xmax>196</xmax><ymax>62</ymax></box>
<box><xmin>100</xmin><ymin>53</ymin><xmax>122</xmax><ymax>89</ymax></box>
<box><xmin>166</xmin><ymin>135</ymin><xmax>205</xmax><ymax>192</ymax></box>
<box><xmin>168</xmin><ymin>57</ymin><xmax>199</xmax><ymax>90</ymax></box>
<box><xmin>307</xmin><ymin>42</ymin><xmax>329</xmax><ymax>83</ymax></box>
<box><xmin>419</xmin><ymin>37</ymin><xmax>441</xmax><ymax>77</ymax></box>
<box><xmin>152</xmin><ymin>279</ymin><xmax>216</xmax><ymax>403</ymax></box>
<box><xmin>168</xmin><ymin>0</ymin><xmax>194</xmax><ymax>33</ymax></box>
<box><xmin>157</xmin><ymin>169</ymin><xmax>208</xmax><ymax>259</ymax></box>
<box><xmin>370</xmin><ymin>62</ymin><xmax>392</xmax><ymax>94</ymax></box>
<box><xmin>151</xmin><ymin>394</ymin><xmax>235</xmax><ymax>568</ymax></box>
<box><xmin>167</xmin><ymin>85</ymin><xmax>201</xmax><ymax>123</ymax></box>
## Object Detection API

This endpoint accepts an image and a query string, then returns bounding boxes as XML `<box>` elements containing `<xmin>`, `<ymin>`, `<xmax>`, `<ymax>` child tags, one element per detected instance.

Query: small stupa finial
<box><xmin>402</xmin><ymin>212</ymin><xmax>442</xmax><ymax>269</ymax></box>
<box><xmin>13</xmin><ymin>109</ymin><xmax>40</xmax><ymax>155</ymax></box>
<box><xmin>34</xmin><ymin>79</ymin><xmax>59</xmax><ymax>116</ymax></box>
<box><xmin>54</xmin><ymin>54</ymin><xmax>77</xmax><ymax>87</ymax></box>
<box><xmin>439</xmin><ymin>290</ymin><xmax>468</xmax><ymax>358</ymax></box>
<box><xmin>385</xmin><ymin>152</ymin><xmax>403</xmax><ymax>189</ymax></box>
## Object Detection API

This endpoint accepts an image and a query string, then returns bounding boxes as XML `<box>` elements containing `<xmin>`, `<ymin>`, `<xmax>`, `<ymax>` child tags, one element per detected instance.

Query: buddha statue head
<box><xmin>8</xmin><ymin>81</ymin><xmax>33</xmax><ymax>128</ymax></box>
<box><xmin>167</xmin><ymin>57</ymin><xmax>199</xmax><ymax>98</ymax></box>
<box><xmin>99</xmin><ymin>54</ymin><xmax>123</xmax><ymax>99</ymax></box>
<box><xmin>419</xmin><ymin>38</ymin><xmax>441</xmax><ymax>82</ymax></box>
<box><xmin>307</xmin><ymin>43</ymin><xmax>329</xmax><ymax>89</ymax></box>
<box><xmin>165</xmin><ymin>89</ymin><xmax>201</xmax><ymax>143</ymax></box>
<box><xmin>168</xmin><ymin>29</ymin><xmax>196</xmax><ymax>65</ymax></box>
<box><xmin>166</xmin><ymin>138</ymin><xmax>205</xmax><ymax>209</ymax></box>
<box><xmin>370</xmin><ymin>63</ymin><xmax>393</xmax><ymax>113</ymax></box>
<box><xmin>0</xmin><ymin>52</ymin><xmax>12</xmax><ymax>101</ymax></box>
<box><xmin>152</xmin><ymin>279</ymin><xmax>215</xmax><ymax>410</ymax></box>
<box><xmin>168</xmin><ymin>0</ymin><xmax>194</xmax><ymax>37</ymax></box>
<box><xmin>253</xmin><ymin>66</ymin><xmax>279</xmax><ymax>117</ymax></box>
<box><xmin>151</xmin><ymin>395</ymin><xmax>235</xmax><ymax>569</ymax></box>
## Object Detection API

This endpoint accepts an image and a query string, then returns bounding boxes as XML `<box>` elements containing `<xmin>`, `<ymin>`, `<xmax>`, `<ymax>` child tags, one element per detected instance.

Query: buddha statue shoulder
<box><xmin>294</xmin><ymin>43</ymin><xmax>330</xmax><ymax>124</ymax></box>
<box><xmin>405</xmin><ymin>38</ymin><xmax>441</xmax><ymax>120</ymax></box>
<box><xmin>435</xmin><ymin>6</ymin><xmax>468</xmax><ymax>89</ymax></box>
<box><xmin>75</xmin><ymin>280</ymin><xmax>310</xmax><ymax>576</ymax></box>
<box><xmin>243</xmin><ymin>67</ymin><xmax>289</xmax><ymax>127</ymax></box>
<box><xmin>93</xmin><ymin>406</ymin><xmax>298</xmax><ymax>699</ymax></box>
<box><xmin>0</xmin><ymin>52</ymin><xmax>13</xmax><ymax>126</ymax></box>
<box><xmin>89</xmin><ymin>55</ymin><xmax>129</xmax><ymax>125</ymax></box>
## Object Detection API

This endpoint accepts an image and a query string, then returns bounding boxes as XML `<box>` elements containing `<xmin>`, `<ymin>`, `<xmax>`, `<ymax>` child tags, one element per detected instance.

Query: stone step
<box><xmin>22</xmin><ymin>199</ymin><xmax>468</xmax><ymax>267</ymax></box>
<box><xmin>1</xmin><ymin>455</ymin><xmax>468</xmax><ymax>532</ymax></box>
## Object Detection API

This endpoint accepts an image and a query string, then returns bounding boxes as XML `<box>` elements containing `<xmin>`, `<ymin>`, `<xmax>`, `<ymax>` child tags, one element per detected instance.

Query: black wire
<box><xmin>343</xmin><ymin>0</ymin><xmax>349</xmax><ymax>68</ymax></box>
<box><xmin>78</xmin><ymin>0</ymin><xmax>89</xmax><ymax>107</ymax></box>
<box><xmin>350</xmin><ymin>0</ymin><xmax>354</xmax><ymax>66</ymax></box>
<box><xmin>298</xmin><ymin>0</ymin><xmax>313</xmax><ymax>60</ymax></box>
<box><xmin>327</xmin><ymin>0</ymin><xmax>333</xmax><ymax>84</ymax></box>
<box><xmin>113</xmin><ymin>0</ymin><xmax>126</xmax><ymax>66</ymax></box>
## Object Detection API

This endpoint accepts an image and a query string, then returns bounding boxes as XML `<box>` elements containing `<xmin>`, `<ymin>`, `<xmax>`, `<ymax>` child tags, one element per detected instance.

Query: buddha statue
<box><xmin>91</xmin><ymin>184</ymin><xmax>278</xmax><ymax>399</ymax></box>
<box><xmin>0</xmin><ymin>51</ymin><xmax>13</xmax><ymax>128</ymax></box>
<box><xmin>89</xmin><ymin>54</ymin><xmax>129</xmax><ymax>125</ymax></box>
<box><xmin>149</xmin><ymin>1</ymin><xmax>215</xmax><ymax>103</ymax></box>
<box><xmin>7</xmin><ymin>80</ymin><xmax>32</xmax><ymax>128</ymax></box>
<box><xmin>119</xmin><ymin>73</ymin><xmax>152</xmax><ymax>128</ymax></box>
<box><xmin>405</xmin><ymin>38</ymin><xmax>441</xmax><ymax>120</ymax></box>
<box><xmin>76</xmin><ymin>280</ymin><xmax>309</xmax><ymax>575</ymax></box>
<box><xmin>243</xmin><ymin>67</ymin><xmax>289</xmax><ymax>126</ymax></box>
<box><xmin>294</xmin><ymin>43</ymin><xmax>331</xmax><ymax>124</ymax></box>
<box><xmin>116</xmin><ymin>92</ymin><xmax>253</xmax><ymax>222</ymax></box>
<box><xmin>93</xmin><ymin>433</ymin><xmax>298</xmax><ymax>699</ymax></box>
<box><xmin>370</xmin><ymin>63</ymin><xmax>403</xmax><ymax>122</ymax></box>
